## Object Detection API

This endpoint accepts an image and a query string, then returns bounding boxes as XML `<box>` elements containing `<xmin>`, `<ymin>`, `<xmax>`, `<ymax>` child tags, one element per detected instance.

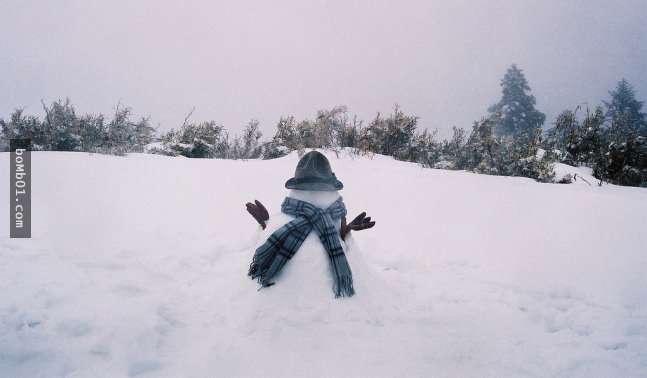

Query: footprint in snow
<box><xmin>112</xmin><ymin>285</ymin><xmax>147</xmax><ymax>297</ymax></box>
<box><xmin>600</xmin><ymin>341</ymin><xmax>628</xmax><ymax>351</ymax></box>
<box><xmin>90</xmin><ymin>342</ymin><xmax>111</xmax><ymax>358</ymax></box>
<box><xmin>57</xmin><ymin>319</ymin><xmax>92</xmax><ymax>337</ymax></box>
<box><xmin>156</xmin><ymin>305</ymin><xmax>185</xmax><ymax>328</ymax></box>
<box><xmin>128</xmin><ymin>360</ymin><xmax>162</xmax><ymax>377</ymax></box>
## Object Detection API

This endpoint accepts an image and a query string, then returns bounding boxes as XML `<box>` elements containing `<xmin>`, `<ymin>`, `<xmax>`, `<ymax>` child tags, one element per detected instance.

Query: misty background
<box><xmin>1</xmin><ymin>0</ymin><xmax>645</xmax><ymax>138</ymax></box>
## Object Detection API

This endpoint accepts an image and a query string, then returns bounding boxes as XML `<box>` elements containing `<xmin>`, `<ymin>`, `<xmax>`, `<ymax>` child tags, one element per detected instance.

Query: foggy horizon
<box><xmin>2</xmin><ymin>0</ymin><xmax>646</xmax><ymax>138</ymax></box>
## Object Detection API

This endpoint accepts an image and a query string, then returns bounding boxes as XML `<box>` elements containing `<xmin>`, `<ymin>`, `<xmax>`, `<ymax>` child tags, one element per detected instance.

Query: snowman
<box><xmin>245</xmin><ymin>151</ymin><xmax>376</xmax><ymax>299</ymax></box>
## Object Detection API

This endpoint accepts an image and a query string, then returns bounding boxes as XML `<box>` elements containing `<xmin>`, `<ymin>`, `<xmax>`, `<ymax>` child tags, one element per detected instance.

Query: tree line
<box><xmin>1</xmin><ymin>65</ymin><xmax>645</xmax><ymax>187</ymax></box>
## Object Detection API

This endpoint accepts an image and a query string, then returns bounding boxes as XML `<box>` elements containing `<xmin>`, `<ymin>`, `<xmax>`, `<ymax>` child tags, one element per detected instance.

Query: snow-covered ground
<box><xmin>1</xmin><ymin>150</ymin><xmax>646</xmax><ymax>377</ymax></box>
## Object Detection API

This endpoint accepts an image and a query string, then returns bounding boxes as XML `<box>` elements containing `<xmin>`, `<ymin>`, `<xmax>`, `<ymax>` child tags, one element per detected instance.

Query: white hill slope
<box><xmin>1</xmin><ymin>150</ymin><xmax>646</xmax><ymax>377</ymax></box>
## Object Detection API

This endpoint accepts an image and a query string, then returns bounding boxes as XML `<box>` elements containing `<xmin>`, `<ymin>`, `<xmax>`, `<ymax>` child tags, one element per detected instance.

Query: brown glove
<box><xmin>340</xmin><ymin>211</ymin><xmax>376</xmax><ymax>240</ymax></box>
<box><xmin>245</xmin><ymin>200</ymin><xmax>269</xmax><ymax>230</ymax></box>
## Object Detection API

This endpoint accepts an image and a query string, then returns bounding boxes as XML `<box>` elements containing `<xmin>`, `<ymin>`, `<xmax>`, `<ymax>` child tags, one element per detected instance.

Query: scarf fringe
<box><xmin>334</xmin><ymin>275</ymin><xmax>355</xmax><ymax>298</ymax></box>
<box><xmin>248</xmin><ymin>254</ymin><xmax>273</xmax><ymax>284</ymax></box>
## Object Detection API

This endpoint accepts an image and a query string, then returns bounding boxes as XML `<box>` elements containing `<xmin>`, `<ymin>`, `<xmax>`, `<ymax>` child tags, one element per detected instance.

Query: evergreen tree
<box><xmin>604</xmin><ymin>79</ymin><xmax>647</xmax><ymax>139</ymax></box>
<box><xmin>489</xmin><ymin>65</ymin><xmax>546</xmax><ymax>137</ymax></box>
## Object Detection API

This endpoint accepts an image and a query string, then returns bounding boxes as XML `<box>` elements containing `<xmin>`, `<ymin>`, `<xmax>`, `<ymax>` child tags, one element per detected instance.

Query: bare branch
<box><xmin>182</xmin><ymin>107</ymin><xmax>196</xmax><ymax>128</ymax></box>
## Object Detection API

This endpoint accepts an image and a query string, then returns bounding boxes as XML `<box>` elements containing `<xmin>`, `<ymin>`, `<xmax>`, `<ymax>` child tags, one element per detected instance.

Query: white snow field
<box><xmin>1</xmin><ymin>150</ymin><xmax>646</xmax><ymax>378</ymax></box>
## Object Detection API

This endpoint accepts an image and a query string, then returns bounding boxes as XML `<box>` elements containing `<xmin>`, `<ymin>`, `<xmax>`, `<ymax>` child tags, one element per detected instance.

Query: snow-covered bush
<box><xmin>0</xmin><ymin>108</ymin><xmax>45</xmax><ymax>151</ymax></box>
<box><xmin>2</xmin><ymin>75</ymin><xmax>645</xmax><ymax>186</ymax></box>
<box><xmin>556</xmin><ymin>173</ymin><xmax>574</xmax><ymax>184</ymax></box>
<box><xmin>594</xmin><ymin>136</ymin><xmax>647</xmax><ymax>187</ymax></box>
<box><xmin>157</xmin><ymin>121</ymin><xmax>229</xmax><ymax>158</ymax></box>
<box><xmin>543</xmin><ymin>80</ymin><xmax>647</xmax><ymax>187</ymax></box>
<box><xmin>261</xmin><ymin>141</ymin><xmax>289</xmax><ymax>159</ymax></box>
<box><xmin>0</xmin><ymin>99</ymin><xmax>154</xmax><ymax>155</ymax></box>
<box><xmin>357</xmin><ymin>105</ymin><xmax>418</xmax><ymax>158</ymax></box>
<box><xmin>444</xmin><ymin>117</ymin><xmax>555</xmax><ymax>182</ymax></box>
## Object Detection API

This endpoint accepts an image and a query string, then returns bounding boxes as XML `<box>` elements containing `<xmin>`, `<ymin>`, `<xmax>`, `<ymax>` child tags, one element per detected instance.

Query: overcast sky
<box><xmin>1</xmin><ymin>0</ymin><xmax>646</xmax><ymax>138</ymax></box>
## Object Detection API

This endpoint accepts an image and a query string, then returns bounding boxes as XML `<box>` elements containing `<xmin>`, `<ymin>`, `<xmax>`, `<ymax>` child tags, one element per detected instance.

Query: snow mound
<box><xmin>1</xmin><ymin>150</ymin><xmax>646</xmax><ymax>377</ymax></box>
<box><xmin>554</xmin><ymin>163</ymin><xmax>599</xmax><ymax>186</ymax></box>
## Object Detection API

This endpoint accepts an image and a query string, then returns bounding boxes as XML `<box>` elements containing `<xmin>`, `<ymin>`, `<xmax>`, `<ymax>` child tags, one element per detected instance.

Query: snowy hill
<box><xmin>1</xmin><ymin>150</ymin><xmax>646</xmax><ymax>377</ymax></box>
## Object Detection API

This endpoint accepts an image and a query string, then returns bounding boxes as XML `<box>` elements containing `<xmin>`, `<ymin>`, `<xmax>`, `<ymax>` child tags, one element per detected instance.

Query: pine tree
<box><xmin>604</xmin><ymin>79</ymin><xmax>647</xmax><ymax>140</ymax></box>
<box><xmin>489</xmin><ymin>65</ymin><xmax>546</xmax><ymax>137</ymax></box>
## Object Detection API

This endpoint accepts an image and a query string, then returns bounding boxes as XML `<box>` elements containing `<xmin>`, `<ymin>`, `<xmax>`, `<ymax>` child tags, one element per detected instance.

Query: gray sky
<box><xmin>1</xmin><ymin>0</ymin><xmax>646</xmax><ymax>138</ymax></box>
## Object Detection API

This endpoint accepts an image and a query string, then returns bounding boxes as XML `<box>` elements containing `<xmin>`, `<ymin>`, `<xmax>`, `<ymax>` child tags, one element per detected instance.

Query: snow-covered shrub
<box><xmin>0</xmin><ymin>99</ymin><xmax>154</xmax><ymax>155</ymax></box>
<box><xmin>556</xmin><ymin>173</ymin><xmax>574</xmax><ymax>184</ymax></box>
<box><xmin>450</xmin><ymin>117</ymin><xmax>555</xmax><ymax>182</ymax></box>
<box><xmin>358</xmin><ymin>105</ymin><xmax>418</xmax><ymax>158</ymax></box>
<box><xmin>461</xmin><ymin>117</ymin><xmax>501</xmax><ymax>175</ymax></box>
<box><xmin>0</xmin><ymin>108</ymin><xmax>46</xmax><ymax>150</ymax></box>
<box><xmin>399</xmin><ymin>130</ymin><xmax>441</xmax><ymax>167</ymax></box>
<box><xmin>158</xmin><ymin>121</ymin><xmax>229</xmax><ymax>158</ymax></box>
<box><xmin>433</xmin><ymin>160</ymin><xmax>455</xmax><ymax>170</ymax></box>
<box><xmin>544</xmin><ymin>107</ymin><xmax>605</xmax><ymax>167</ymax></box>
<box><xmin>543</xmin><ymin>80</ymin><xmax>647</xmax><ymax>187</ymax></box>
<box><xmin>104</xmin><ymin>106</ymin><xmax>155</xmax><ymax>155</ymax></box>
<box><xmin>238</xmin><ymin>119</ymin><xmax>263</xmax><ymax>159</ymax></box>
<box><xmin>261</xmin><ymin>142</ymin><xmax>289</xmax><ymax>160</ymax></box>
<box><xmin>594</xmin><ymin>136</ymin><xmax>647</xmax><ymax>187</ymax></box>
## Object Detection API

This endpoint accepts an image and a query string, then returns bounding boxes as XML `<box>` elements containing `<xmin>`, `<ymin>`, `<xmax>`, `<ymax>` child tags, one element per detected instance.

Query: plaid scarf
<box><xmin>248</xmin><ymin>196</ymin><xmax>355</xmax><ymax>297</ymax></box>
